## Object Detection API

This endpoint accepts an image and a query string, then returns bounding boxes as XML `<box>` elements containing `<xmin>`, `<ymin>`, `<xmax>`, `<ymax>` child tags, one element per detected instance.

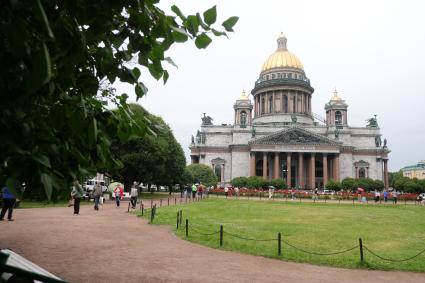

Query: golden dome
<box><xmin>261</xmin><ymin>33</ymin><xmax>304</xmax><ymax>72</ymax></box>
<box><xmin>239</xmin><ymin>90</ymin><xmax>249</xmax><ymax>100</ymax></box>
<box><xmin>330</xmin><ymin>89</ymin><xmax>342</xmax><ymax>101</ymax></box>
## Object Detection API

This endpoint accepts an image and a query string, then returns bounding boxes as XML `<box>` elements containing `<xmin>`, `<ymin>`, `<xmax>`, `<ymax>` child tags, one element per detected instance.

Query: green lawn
<box><xmin>137</xmin><ymin>198</ymin><xmax>425</xmax><ymax>272</ymax></box>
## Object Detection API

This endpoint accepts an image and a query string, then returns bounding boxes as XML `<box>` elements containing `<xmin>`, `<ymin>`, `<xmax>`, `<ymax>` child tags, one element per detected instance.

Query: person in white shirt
<box><xmin>130</xmin><ymin>182</ymin><xmax>139</xmax><ymax>209</ymax></box>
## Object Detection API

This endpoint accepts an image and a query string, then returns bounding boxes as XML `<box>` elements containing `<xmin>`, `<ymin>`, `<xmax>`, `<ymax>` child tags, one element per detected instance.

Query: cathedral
<box><xmin>190</xmin><ymin>34</ymin><xmax>390</xmax><ymax>190</ymax></box>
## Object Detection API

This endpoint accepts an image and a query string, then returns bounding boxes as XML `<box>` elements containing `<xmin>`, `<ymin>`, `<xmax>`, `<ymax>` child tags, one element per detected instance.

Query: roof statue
<box><xmin>251</xmin><ymin>126</ymin><xmax>256</xmax><ymax>137</ymax></box>
<box><xmin>375</xmin><ymin>136</ymin><xmax>382</xmax><ymax>147</ymax></box>
<box><xmin>191</xmin><ymin>135</ymin><xmax>195</xmax><ymax>144</ymax></box>
<box><xmin>366</xmin><ymin>114</ymin><xmax>379</xmax><ymax>128</ymax></box>
<box><xmin>334</xmin><ymin>127</ymin><xmax>340</xmax><ymax>140</ymax></box>
<box><xmin>291</xmin><ymin>114</ymin><xmax>297</xmax><ymax>124</ymax></box>
<box><xmin>196</xmin><ymin>130</ymin><xmax>201</xmax><ymax>143</ymax></box>
<box><xmin>383</xmin><ymin>138</ymin><xmax>387</xmax><ymax>148</ymax></box>
<box><xmin>201</xmin><ymin>113</ymin><xmax>213</xmax><ymax>126</ymax></box>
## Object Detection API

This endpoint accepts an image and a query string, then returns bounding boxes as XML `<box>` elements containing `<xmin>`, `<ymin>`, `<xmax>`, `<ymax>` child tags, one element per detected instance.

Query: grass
<box><xmin>17</xmin><ymin>200</ymin><xmax>92</xmax><ymax>208</ymax></box>
<box><xmin>139</xmin><ymin>192</ymin><xmax>176</xmax><ymax>200</ymax></box>
<box><xmin>136</xmin><ymin>198</ymin><xmax>425</xmax><ymax>272</ymax></box>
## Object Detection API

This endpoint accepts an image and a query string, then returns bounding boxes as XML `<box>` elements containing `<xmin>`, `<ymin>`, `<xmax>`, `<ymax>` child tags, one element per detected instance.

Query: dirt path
<box><xmin>1</xmin><ymin>198</ymin><xmax>424</xmax><ymax>283</ymax></box>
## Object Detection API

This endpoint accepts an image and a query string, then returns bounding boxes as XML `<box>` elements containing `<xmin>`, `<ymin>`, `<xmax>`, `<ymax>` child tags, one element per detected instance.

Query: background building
<box><xmin>190</xmin><ymin>34</ymin><xmax>390</xmax><ymax>189</ymax></box>
<box><xmin>402</xmin><ymin>161</ymin><xmax>425</xmax><ymax>180</ymax></box>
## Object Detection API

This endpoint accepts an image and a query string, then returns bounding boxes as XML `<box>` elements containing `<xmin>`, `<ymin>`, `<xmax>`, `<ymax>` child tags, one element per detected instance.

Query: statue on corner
<box><xmin>366</xmin><ymin>114</ymin><xmax>379</xmax><ymax>128</ymax></box>
<box><xmin>201</xmin><ymin>113</ymin><xmax>213</xmax><ymax>126</ymax></box>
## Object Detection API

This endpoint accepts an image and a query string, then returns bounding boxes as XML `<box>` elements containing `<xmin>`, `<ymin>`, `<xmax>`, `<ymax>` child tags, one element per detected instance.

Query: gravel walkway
<box><xmin>1</xmin><ymin>198</ymin><xmax>424</xmax><ymax>283</ymax></box>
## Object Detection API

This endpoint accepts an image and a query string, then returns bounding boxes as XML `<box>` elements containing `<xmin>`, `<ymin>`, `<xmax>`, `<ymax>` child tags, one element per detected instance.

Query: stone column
<box><xmin>287</xmin><ymin>153</ymin><xmax>292</xmax><ymax>188</ymax></box>
<box><xmin>298</xmin><ymin>153</ymin><xmax>304</xmax><ymax>188</ymax></box>
<box><xmin>323</xmin><ymin>153</ymin><xmax>328</xmax><ymax>187</ymax></box>
<box><xmin>333</xmin><ymin>154</ymin><xmax>340</xmax><ymax>181</ymax></box>
<box><xmin>295</xmin><ymin>92</ymin><xmax>298</xmax><ymax>113</ymax></box>
<box><xmin>383</xmin><ymin>159</ymin><xmax>389</xmax><ymax>190</ymax></box>
<box><xmin>250</xmin><ymin>153</ymin><xmax>256</xmax><ymax>176</ymax></box>
<box><xmin>310</xmin><ymin>153</ymin><xmax>316</xmax><ymax>189</ymax></box>
<box><xmin>274</xmin><ymin>152</ymin><xmax>280</xmax><ymax>179</ymax></box>
<box><xmin>263</xmin><ymin>152</ymin><xmax>268</xmax><ymax>179</ymax></box>
<box><xmin>355</xmin><ymin>166</ymin><xmax>358</xmax><ymax>179</ymax></box>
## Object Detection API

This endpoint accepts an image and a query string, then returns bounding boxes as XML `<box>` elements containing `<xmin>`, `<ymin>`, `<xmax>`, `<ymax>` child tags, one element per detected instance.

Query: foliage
<box><xmin>325</xmin><ymin>179</ymin><xmax>342</xmax><ymax>191</ymax></box>
<box><xmin>245</xmin><ymin>176</ymin><xmax>268</xmax><ymax>189</ymax></box>
<box><xmin>269</xmin><ymin>178</ymin><xmax>287</xmax><ymax>189</ymax></box>
<box><xmin>404</xmin><ymin>179</ymin><xmax>425</xmax><ymax>193</ymax></box>
<box><xmin>356</xmin><ymin>178</ymin><xmax>376</xmax><ymax>191</ymax></box>
<box><xmin>231</xmin><ymin>176</ymin><xmax>248</xmax><ymax>187</ymax></box>
<box><xmin>110</xmin><ymin>104</ymin><xmax>186</xmax><ymax>190</ymax></box>
<box><xmin>181</xmin><ymin>167</ymin><xmax>194</xmax><ymax>185</ymax></box>
<box><xmin>372</xmin><ymin>179</ymin><xmax>385</xmax><ymax>190</ymax></box>
<box><xmin>186</xmin><ymin>164</ymin><xmax>217</xmax><ymax>187</ymax></box>
<box><xmin>341</xmin><ymin>177</ymin><xmax>358</xmax><ymax>191</ymax></box>
<box><xmin>139</xmin><ymin>199</ymin><xmax>425</xmax><ymax>272</ymax></box>
<box><xmin>389</xmin><ymin>171</ymin><xmax>403</xmax><ymax>187</ymax></box>
<box><xmin>0</xmin><ymin>1</ymin><xmax>238</xmax><ymax>199</ymax></box>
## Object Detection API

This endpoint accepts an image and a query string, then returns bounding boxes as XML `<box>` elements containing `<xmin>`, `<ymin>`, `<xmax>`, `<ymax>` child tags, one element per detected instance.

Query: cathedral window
<box><xmin>335</xmin><ymin>111</ymin><xmax>342</xmax><ymax>125</ymax></box>
<box><xmin>272</xmin><ymin>74</ymin><xmax>276</xmax><ymax>79</ymax></box>
<box><xmin>283</xmin><ymin>95</ymin><xmax>288</xmax><ymax>113</ymax></box>
<box><xmin>288</xmin><ymin>73</ymin><xmax>292</xmax><ymax>78</ymax></box>
<box><xmin>269</xmin><ymin>96</ymin><xmax>273</xmax><ymax>113</ymax></box>
<box><xmin>240</xmin><ymin>111</ymin><xmax>247</xmax><ymax>126</ymax></box>
<box><xmin>214</xmin><ymin>165</ymin><xmax>222</xmax><ymax>182</ymax></box>
<box><xmin>261</xmin><ymin>97</ymin><xmax>265</xmax><ymax>114</ymax></box>
<box><xmin>359</xmin><ymin>168</ymin><xmax>366</xmax><ymax>178</ymax></box>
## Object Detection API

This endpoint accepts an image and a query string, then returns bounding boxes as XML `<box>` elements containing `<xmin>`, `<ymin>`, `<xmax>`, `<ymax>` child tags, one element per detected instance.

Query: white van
<box><xmin>83</xmin><ymin>179</ymin><xmax>107</xmax><ymax>199</ymax></box>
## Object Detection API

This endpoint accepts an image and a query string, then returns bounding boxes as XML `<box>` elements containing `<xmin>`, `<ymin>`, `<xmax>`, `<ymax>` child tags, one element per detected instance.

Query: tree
<box><xmin>186</xmin><ymin>164</ymin><xmax>217</xmax><ymax>187</ymax></box>
<box><xmin>231</xmin><ymin>177</ymin><xmax>248</xmax><ymax>188</ymax></box>
<box><xmin>326</xmin><ymin>179</ymin><xmax>342</xmax><ymax>191</ymax></box>
<box><xmin>246</xmin><ymin>176</ymin><xmax>268</xmax><ymax>189</ymax></box>
<box><xmin>341</xmin><ymin>177</ymin><xmax>358</xmax><ymax>191</ymax></box>
<box><xmin>357</xmin><ymin>178</ymin><xmax>375</xmax><ymax>191</ymax></box>
<box><xmin>393</xmin><ymin>176</ymin><xmax>410</xmax><ymax>191</ymax></box>
<box><xmin>372</xmin><ymin>180</ymin><xmax>384</xmax><ymax>190</ymax></box>
<box><xmin>110</xmin><ymin>104</ymin><xmax>186</xmax><ymax>191</ymax></box>
<box><xmin>269</xmin><ymin>178</ymin><xmax>287</xmax><ymax>189</ymax></box>
<box><xmin>0</xmin><ymin>1</ymin><xmax>238</xmax><ymax>199</ymax></box>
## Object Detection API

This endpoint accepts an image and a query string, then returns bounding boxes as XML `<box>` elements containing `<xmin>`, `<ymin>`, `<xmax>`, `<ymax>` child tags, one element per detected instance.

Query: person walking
<box><xmin>1</xmin><ymin>186</ymin><xmax>17</xmax><ymax>221</ymax></box>
<box><xmin>114</xmin><ymin>184</ymin><xmax>123</xmax><ymax>207</ymax></box>
<box><xmin>392</xmin><ymin>190</ymin><xmax>399</xmax><ymax>204</ymax></box>
<box><xmin>93</xmin><ymin>181</ymin><xmax>102</xmax><ymax>210</ymax></box>
<box><xmin>71</xmin><ymin>180</ymin><xmax>84</xmax><ymax>215</ymax></box>
<box><xmin>224</xmin><ymin>186</ymin><xmax>229</xmax><ymax>198</ymax></box>
<box><xmin>130</xmin><ymin>182</ymin><xmax>139</xmax><ymax>209</ymax></box>
<box><xmin>383</xmin><ymin>190</ymin><xmax>388</xmax><ymax>202</ymax></box>
<box><xmin>374</xmin><ymin>190</ymin><xmax>380</xmax><ymax>203</ymax></box>
<box><xmin>191</xmin><ymin>184</ymin><xmax>197</xmax><ymax>199</ymax></box>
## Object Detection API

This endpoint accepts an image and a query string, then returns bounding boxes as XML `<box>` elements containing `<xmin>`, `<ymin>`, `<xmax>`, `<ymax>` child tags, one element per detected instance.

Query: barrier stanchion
<box><xmin>278</xmin><ymin>232</ymin><xmax>282</xmax><ymax>256</ymax></box>
<box><xmin>220</xmin><ymin>225</ymin><xmax>223</xmax><ymax>247</ymax></box>
<box><xmin>160</xmin><ymin>199</ymin><xmax>162</xmax><ymax>207</ymax></box>
<box><xmin>179</xmin><ymin>210</ymin><xmax>182</xmax><ymax>225</ymax></box>
<box><xmin>127</xmin><ymin>202</ymin><xmax>130</xmax><ymax>212</ymax></box>
<box><xmin>359</xmin><ymin>238</ymin><xmax>364</xmax><ymax>262</ymax></box>
<box><xmin>185</xmin><ymin>219</ymin><xmax>189</xmax><ymax>238</ymax></box>
<box><xmin>175</xmin><ymin>197</ymin><xmax>177</xmax><ymax>205</ymax></box>
<box><xmin>168</xmin><ymin>198</ymin><xmax>170</xmax><ymax>206</ymax></box>
<box><xmin>151</xmin><ymin>199</ymin><xmax>153</xmax><ymax>209</ymax></box>
<box><xmin>176</xmin><ymin>211</ymin><xmax>179</xmax><ymax>229</ymax></box>
<box><xmin>141</xmin><ymin>204</ymin><xmax>144</xmax><ymax>216</ymax></box>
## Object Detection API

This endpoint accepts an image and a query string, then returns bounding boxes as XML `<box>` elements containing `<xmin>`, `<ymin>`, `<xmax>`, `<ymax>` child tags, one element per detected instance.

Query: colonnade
<box><xmin>249</xmin><ymin>152</ymin><xmax>340</xmax><ymax>189</ymax></box>
<box><xmin>254</xmin><ymin>90</ymin><xmax>312</xmax><ymax>117</ymax></box>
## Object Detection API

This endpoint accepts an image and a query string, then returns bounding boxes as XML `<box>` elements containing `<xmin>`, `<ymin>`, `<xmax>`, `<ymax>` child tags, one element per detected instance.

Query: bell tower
<box><xmin>325</xmin><ymin>89</ymin><xmax>348</xmax><ymax>127</ymax></box>
<box><xmin>234</xmin><ymin>90</ymin><xmax>253</xmax><ymax>128</ymax></box>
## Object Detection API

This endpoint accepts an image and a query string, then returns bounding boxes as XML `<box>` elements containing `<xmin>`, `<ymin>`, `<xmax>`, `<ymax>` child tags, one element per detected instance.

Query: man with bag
<box><xmin>71</xmin><ymin>180</ymin><xmax>84</xmax><ymax>215</ymax></box>
<box><xmin>130</xmin><ymin>181</ymin><xmax>139</xmax><ymax>209</ymax></box>
<box><xmin>93</xmin><ymin>181</ymin><xmax>102</xmax><ymax>211</ymax></box>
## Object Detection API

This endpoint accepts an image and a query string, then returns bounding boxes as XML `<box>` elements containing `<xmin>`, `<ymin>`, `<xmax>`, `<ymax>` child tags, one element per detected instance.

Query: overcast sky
<box><xmin>114</xmin><ymin>0</ymin><xmax>425</xmax><ymax>172</ymax></box>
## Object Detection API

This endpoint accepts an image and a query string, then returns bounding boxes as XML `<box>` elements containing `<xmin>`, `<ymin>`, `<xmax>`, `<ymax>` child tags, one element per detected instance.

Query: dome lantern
<box><xmin>277</xmin><ymin>32</ymin><xmax>287</xmax><ymax>50</ymax></box>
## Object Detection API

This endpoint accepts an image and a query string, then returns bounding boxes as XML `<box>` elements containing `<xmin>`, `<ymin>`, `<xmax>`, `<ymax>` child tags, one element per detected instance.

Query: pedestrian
<box><xmin>130</xmin><ymin>181</ymin><xmax>138</xmax><ymax>209</ymax></box>
<box><xmin>71</xmin><ymin>180</ymin><xmax>84</xmax><ymax>215</ymax></box>
<box><xmin>383</xmin><ymin>190</ymin><xmax>388</xmax><ymax>202</ymax></box>
<box><xmin>224</xmin><ymin>186</ymin><xmax>229</xmax><ymax>198</ymax></box>
<box><xmin>392</xmin><ymin>190</ymin><xmax>398</xmax><ymax>204</ymax></box>
<box><xmin>1</xmin><ymin>186</ymin><xmax>17</xmax><ymax>221</ymax></box>
<box><xmin>93</xmin><ymin>181</ymin><xmax>102</xmax><ymax>210</ymax></box>
<box><xmin>374</xmin><ymin>190</ymin><xmax>380</xmax><ymax>203</ymax></box>
<box><xmin>268</xmin><ymin>187</ymin><xmax>274</xmax><ymax>199</ymax></box>
<box><xmin>198</xmin><ymin>183</ymin><xmax>204</xmax><ymax>199</ymax></box>
<box><xmin>234</xmin><ymin>187</ymin><xmax>239</xmax><ymax>198</ymax></box>
<box><xmin>114</xmin><ymin>184</ymin><xmax>123</xmax><ymax>207</ymax></box>
<box><xmin>191</xmin><ymin>184</ymin><xmax>197</xmax><ymax>199</ymax></box>
<box><xmin>291</xmin><ymin>189</ymin><xmax>295</xmax><ymax>200</ymax></box>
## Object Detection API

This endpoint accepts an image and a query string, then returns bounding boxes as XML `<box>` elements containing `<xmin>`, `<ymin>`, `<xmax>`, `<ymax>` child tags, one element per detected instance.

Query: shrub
<box><xmin>269</xmin><ymin>178</ymin><xmax>287</xmax><ymax>189</ymax></box>
<box><xmin>341</xmin><ymin>177</ymin><xmax>358</xmax><ymax>191</ymax></box>
<box><xmin>326</xmin><ymin>179</ymin><xmax>342</xmax><ymax>191</ymax></box>
<box><xmin>246</xmin><ymin>176</ymin><xmax>268</xmax><ymax>189</ymax></box>
<box><xmin>186</xmin><ymin>164</ymin><xmax>218</xmax><ymax>187</ymax></box>
<box><xmin>231</xmin><ymin>176</ymin><xmax>248</xmax><ymax>187</ymax></box>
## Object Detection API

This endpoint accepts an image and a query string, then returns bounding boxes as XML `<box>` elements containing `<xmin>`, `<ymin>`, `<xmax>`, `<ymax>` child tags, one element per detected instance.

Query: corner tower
<box><xmin>234</xmin><ymin>90</ymin><xmax>253</xmax><ymax>127</ymax></box>
<box><xmin>252</xmin><ymin>33</ymin><xmax>314</xmax><ymax>125</ymax></box>
<box><xmin>325</xmin><ymin>89</ymin><xmax>348</xmax><ymax>127</ymax></box>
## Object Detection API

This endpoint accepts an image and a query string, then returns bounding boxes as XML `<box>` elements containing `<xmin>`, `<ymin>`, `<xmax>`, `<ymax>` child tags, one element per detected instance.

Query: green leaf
<box><xmin>163</xmin><ymin>70</ymin><xmax>169</xmax><ymax>84</ymax></box>
<box><xmin>26</xmin><ymin>43</ymin><xmax>52</xmax><ymax>92</ymax></box>
<box><xmin>171</xmin><ymin>26</ymin><xmax>189</xmax><ymax>42</ymax></box>
<box><xmin>135</xmin><ymin>82</ymin><xmax>148</xmax><ymax>98</ymax></box>
<box><xmin>132</xmin><ymin>67</ymin><xmax>141</xmax><ymax>80</ymax></box>
<box><xmin>148</xmin><ymin>61</ymin><xmax>163</xmax><ymax>80</ymax></box>
<box><xmin>35</xmin><ymin>0</ymin><xmax>54</xmax><ymax>38</ymax></box>
<box><xmin>164</xmin><ymin>57</ymin><xmax>178</xmax><ymax>68</ymax></box>
<box><xmin>32</xmin><ymin>151</ymin><xmax>51</xmax><ymax>168</ymax></box>
<box><xmin>40</xmin><ymin>173</ymin><xmax>53</xmax><ymax>200</ymax></box>
<box><xmin>171</xmin><ymin>5</ymin><xmax>187</xmax><ymax>20</ymax></box>
<box><xmin>212</xmin><ymin>28</ymin><xmax>227</xmax><ymax>37</ymax></box>
<box><xmin>151</xmin><ymin>44</ymin><xmax>164</xmax><ymax>60</ymax></box>
<box><xmin>195</xmin><ymin>33</ymin><xmax>212</xmax><ymax>49</ymax></box>
<box><xmin>222</xmin><ymin>16</ymin><xmax>239</xmax><ymax>32</ymax></box>
<box><xmin>203</xmin><ymin>6</ymin><xmax>217</xmax><ymax>26</ymax></box>
<box><xmin>186</xmin><ymin>15</ymin><xmax>199</xmax><ymax>36</ymax></box>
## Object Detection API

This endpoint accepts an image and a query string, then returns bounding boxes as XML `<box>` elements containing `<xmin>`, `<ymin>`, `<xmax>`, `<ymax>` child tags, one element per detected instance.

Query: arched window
<box><xmin>335</xmin><ymin>111</ymin><xmax>342</xmax><ymax>125</ymax></box>
<box><xmin>268</xmin><ymin>96</ymin><xmax>273</xmax><ymax>113</ymax></box>
<box><xmin>256</xmin><ymin>160</ymin><xmax>263</xmax><ymax>177</ymax></box>
<box><xmin>240</xmin><ymin>111</ymin><xmax>247</xmax><ymax>126</ymax></box>
<box><xmin>214</xmin><ymin>165</ymin><xmax>222</xmax><ymax>182</ymax></box>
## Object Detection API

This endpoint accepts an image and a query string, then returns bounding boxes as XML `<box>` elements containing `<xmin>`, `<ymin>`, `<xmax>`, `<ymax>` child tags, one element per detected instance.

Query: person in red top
<box><xmin>114</xmin><ymin>184</ymin><xmax>124</xmax><ymax>207</ymax></box>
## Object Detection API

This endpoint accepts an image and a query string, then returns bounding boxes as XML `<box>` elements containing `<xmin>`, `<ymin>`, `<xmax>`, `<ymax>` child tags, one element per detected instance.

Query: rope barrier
<box><xmin>363</xmin><ymin>246</ymin><xmax>425</xmax><ymax>262</ymax></box>
<box><xmin>282</xmin><ymin>239</ymin><xmax>359</xmax><ymax>256</ymax></box>
<box><xmin>223</xmin><ymin>231</ymin><xmax>276</xmax><ymax>242</ymax></box>
<box><xmin>189</xmin><ymin>226</ymin><xmax>220</xmax><ymax>236</ymax></box>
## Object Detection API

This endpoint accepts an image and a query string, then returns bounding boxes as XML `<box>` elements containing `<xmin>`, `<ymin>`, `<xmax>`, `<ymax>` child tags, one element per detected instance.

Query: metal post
<box><xmin>151</xmin><ymin>199</ymin><xmax>153</xmax><ymax>208</ymax></box>
<box><xmin>127</xmin><ymin>201</ymin><xmax>130</xmax><ymax>212</ymax></box>
<box><xmin>168</xmin><ymin>198</ymin><xmax>170</xmax><ymax>206</ymax></box>
<box><xmin>179</xmin><ymin>210</ymin><xmax>182</xmax><ymax>225</ymax></box>
<box><xmin>220</xmin><ymin>225</ymin><xmax>223</xmax><ymax>247</ymax></box>
<box><xmin>278</xmin><ymin>232</ymin><xmax>282</xmax><ymax>256</ymax></box>
<box><xmin>160</xmin><ymin>199</ymin><xmax>162</xmax><ymax>207</ymax></box>
<box><xmin>141</xmin><ymin>204</ymin><xmax>144</xmax><ymax>216</ymax></box>
<box><xmin>185</xmin><ymin>219</ymin><xmax>188</xmax><ymax>238</ymax></box>
<box><xmin>150</xmin><ymin>206</ymin><xmax>154</xmax><ymax>223</ymax></box>
<box><xmin>359</xmin><ymin>238</ymin><xmax>364</xmax><ymax>262</ymax></box>
<box><xmin>176</xmin><ymin>211</ymin><xmax>179</xmax><ymax>229</ymax></box>
<box><xmin>175</xmin><ymin>197</ymin><xmax>176</xmax><ymax>205</ymax></box>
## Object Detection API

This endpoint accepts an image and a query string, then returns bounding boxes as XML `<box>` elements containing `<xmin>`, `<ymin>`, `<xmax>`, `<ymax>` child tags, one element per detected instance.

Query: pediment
<box><xmin>249</xmin><ymin>126</ymin><xmax>341</xmax><ymax>146</ymax></box>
